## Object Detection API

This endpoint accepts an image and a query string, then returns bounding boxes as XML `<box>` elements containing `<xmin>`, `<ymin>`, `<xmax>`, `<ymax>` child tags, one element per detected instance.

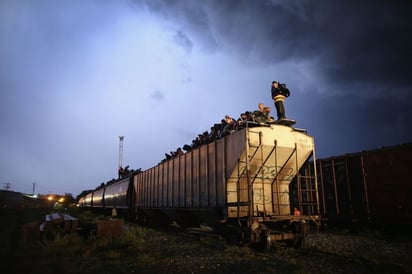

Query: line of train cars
<box><xmin>291</xmin><ymin>142</ymin><xmax>412</xmax><ymax>226</ymax></box>
<box><xmin>79</xmin><ymin>119</ymin><xmax>320</xmax><ymax>249</ymax></box>
<box><xmin>78</xmin><ymin>118</ymin><xmax>411</xmax><ymax>247</ymax></box>
<box><xmin>0</xmin><ymin>190</ymin><xmax>56</xmax><ymax>209</ymax></box>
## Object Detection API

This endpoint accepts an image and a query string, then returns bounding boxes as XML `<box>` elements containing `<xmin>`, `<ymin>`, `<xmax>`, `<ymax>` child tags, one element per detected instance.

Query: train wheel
<box><xmin>257</xmin><ymin>229</ymin><xmax>272</xmax><ymax>252</ymax></box>
<box><xmin>289</xmin><ymin>234</ymin><xmax>305</xmax><ymax>248</ymax></box>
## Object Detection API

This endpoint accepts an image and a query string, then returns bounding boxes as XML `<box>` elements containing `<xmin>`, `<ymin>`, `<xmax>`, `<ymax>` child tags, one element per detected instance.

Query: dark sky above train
<box><xmin>1</xmin><ymin>0</ymin><xmax>411</xmax><ymax>195</ymax></box>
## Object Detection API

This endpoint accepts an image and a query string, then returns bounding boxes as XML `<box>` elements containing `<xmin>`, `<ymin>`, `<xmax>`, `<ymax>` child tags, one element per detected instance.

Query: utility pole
<box><xmin>118</xmin><ymin>136</ymin><xmax>124</xmax><ymax>177</ymax></box>
<box><xmin>32</xmin><ymin>182</ymin><xmax>36</xmax><ymax>195</ymax></box>
<box><xmin>3</xmin><ymin>182</ymin><xmax>11</xmax><ymax>190</ymax></box>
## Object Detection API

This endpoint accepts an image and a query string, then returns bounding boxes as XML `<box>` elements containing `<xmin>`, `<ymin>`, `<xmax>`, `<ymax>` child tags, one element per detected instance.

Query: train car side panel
<box><xmin>134</xmin><ymin>173</ymin><xmax>141</xmax><ymax>209</ymax></box>
<box><xmin>313</xmin><ymin>143</ymin><xmax>412</xmax><ymax>224</ymax></box>
<box><xmin>346</xmin><ymin>155</ymin><xmax>368</xmax><ymax>221</ymax></box>
<box><xmin>133</xmin><ymin>133</ymin><xmax>240</xmax><ymax>225</ymax></box>
<box><xmin>199</xmin><ymin>145</ymin><xmax>209</xmax><ymax>207</ymax></box>
<box><xmin>317</xmin><ymin>160</ymin><xmax>336</xmax><ymax>218</ymax></box>
<box><xmin>191</xmin><ymin>149</ymin><xmax>200</xmax><ymax>208</ymax></box>
<box><xmin>215</xmin><ymin>138</ymin><xmax>226</xmax><ymax>208</ymax></box>
<box><xmin>155</xmin><ymin>167</ymin><xmax>159</xmax><ymax>207</ymax></box>
<box><xmin>207</xmin><ymin>142</ymin><xmax>217</xmax><ymax>208</ymax></box>
<box><xmin>162</xmin><ymin>164</ymin><xmax>167</xmax><ymax>207</ymax></box>
<box><xmin>179</xmin><ymin>156</ymin><xmax>185</xmax><ymax>207</ymax></box>
<box><xmin>363</xmin><ymin>145</ymin><xmax>412</xmax><ymax>223</ymax></box>
<box><xmin>184</xmin><ymin>153</ymin><xmax>192</xmax><ymax>207</ymax></box>
<box><xmin>104</xmin><ymin>178</ymin><xmax>130</xmax><ymax>209</ymax></box>
<box><xmin>85</xmin><ymin>192</ymin><xmax>93</xmax><ymax>207</ymax></box>
<box><xmin>316</xmin><ymin>155</ymin><xmax>368</xmax><ymax>222</ymax></box>
<box><xmin>92</xmin><ymin>188</ymin><xmax>104</xmax><ymax>208</ymax></box>
<box><xmin>333</xmin><ymin>158</ymin><xmax>352</xmax><ymax>218</ymax></box>
<box><xmin>166</xmin><ymin>160</ymin><xmax>172</xmax><ymax>207</ymax></box>
<box><xmin>173</xmin><ymin>157</ymin><xmax>180</xmax><ymax>207</ymax></box>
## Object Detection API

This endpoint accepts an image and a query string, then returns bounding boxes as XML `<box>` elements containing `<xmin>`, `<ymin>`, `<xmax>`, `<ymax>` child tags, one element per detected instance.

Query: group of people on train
<box><xmin>161</xmin><ymin>80</ymin><xmax>291</xmax><ymax>163</ymax></box>
<box><xmin>161</xmin><ymin>102</ymin><xmax>273</xmax><ymax>163</ymax></box>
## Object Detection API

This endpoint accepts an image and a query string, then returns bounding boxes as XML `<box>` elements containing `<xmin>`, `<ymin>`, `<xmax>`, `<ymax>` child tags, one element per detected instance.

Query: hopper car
<box><xmin>78</xmin><ymin>175</ymin><xmax>136</xmax><ymax>217</ymax></box>
<box><xmin>78</xmin><ymin>120</ymin><xmax>321</xmax><ymax>249</ymax></box>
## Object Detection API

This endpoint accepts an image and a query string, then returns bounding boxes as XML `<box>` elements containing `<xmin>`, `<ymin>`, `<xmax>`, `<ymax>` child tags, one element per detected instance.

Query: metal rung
<box><xmin>227</xmin><ymin>202</ymin><xmax>250</xmax><ymax>206</ymax></box>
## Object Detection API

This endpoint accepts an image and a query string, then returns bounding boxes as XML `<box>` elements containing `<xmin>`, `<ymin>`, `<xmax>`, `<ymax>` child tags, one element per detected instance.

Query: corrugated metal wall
<box><xmin>134</xmin><ymin>135</ymin><xmax>239</xmax><ymax>211</ymax></box>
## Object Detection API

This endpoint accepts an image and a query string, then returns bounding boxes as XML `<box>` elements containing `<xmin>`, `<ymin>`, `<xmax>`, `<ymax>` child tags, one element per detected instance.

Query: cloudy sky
<box><xmin>1</xmin><ymin>0</ymin><xmax>411</xmax><ymax>196</ymax></box>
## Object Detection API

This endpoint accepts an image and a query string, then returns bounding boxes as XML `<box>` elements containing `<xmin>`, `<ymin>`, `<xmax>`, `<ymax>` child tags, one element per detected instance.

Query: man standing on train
<box><xmin>271</xmin><ymin>81</ymin><xmax>290</xmax><ymax>120</ymax></box>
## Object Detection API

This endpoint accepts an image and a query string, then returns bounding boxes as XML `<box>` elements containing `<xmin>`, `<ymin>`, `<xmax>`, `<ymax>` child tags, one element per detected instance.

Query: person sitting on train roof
<box><xmin>192</xmin><ymin>136</ymin><xmax>202</xmax><ymax>149</ymax></box>
<box><xmin>236</xmin><ymin>112</ymin><xmax>249</xmax><ymax>129</ymax></box>
<box><xmin>218</xmin><ymin>118</ymin><xmax>227</xmax><ymax>138</ymax></box>
<box><xmin>176</xmin><ymin>147</ymin><xmax>184</xmax><ymax>156</ymax></box>
<box><xmin>162</xmin><ymin>101</ymin><xmax>279</xmax><ymax>163</ymax></box>
<box><xmin>258</xmin><ymin>102</ymin><xmax>273</xmax><ymax>121</ymax></box>
<box><xmin>214</xmin><ymin>119</ymin><xmax>224</xmax><ymax>139</ymax></box>
<box><xmin>182</xmin><ymin>144</ymin><xmax>192</xmax><ymax>152</ymax></box>
<box><xmin>251</xmin><ymin>103</ymin><xmax>271</xmax><ymax>125</ymax></box>
<box><xmin>259</xmin><ymin>103</ymin><xmax>275</xmax><ymax>123</ymax></box>
<box><xmin>207</xmin><ymin>123</ymin><xmax>221</xmax><ymax>142</ymax></box>
<box><xmin>198</xmin><ymin>131</ymin><xmax>209</xmax><ymax>145</ymax></box>
<box><xmin>220</xmin><ymin>115</ymin><xmax>236</xmax><ymax>137</ymax></box>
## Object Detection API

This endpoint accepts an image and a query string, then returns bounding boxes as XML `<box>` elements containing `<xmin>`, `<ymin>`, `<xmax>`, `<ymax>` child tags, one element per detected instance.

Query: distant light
<box><xmin>58</xmin><ymin>197</ymin><xmax>64</xmax><ymax>203</ymax></box>
<box><xmin>47</xmin><ymin>196</ymin><xmax>53</xmax><ymax>201</ymax></box>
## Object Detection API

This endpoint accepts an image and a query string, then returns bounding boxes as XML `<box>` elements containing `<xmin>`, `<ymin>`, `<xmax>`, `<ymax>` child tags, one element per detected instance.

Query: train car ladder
<box><xmin>236</xmin><ymin>127</ymin><xmax>278</xmax><ymax>223</ymax></box>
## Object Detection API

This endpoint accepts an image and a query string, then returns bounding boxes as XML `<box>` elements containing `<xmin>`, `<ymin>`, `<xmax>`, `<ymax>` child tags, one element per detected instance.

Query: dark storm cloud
<box><xmin>142</xmin><ymin>0</ymin><xmax>412</xmax><ymax>89</ymax></box>
<box><xmin>319</xmin><ymin>2</ymin><xmax>412</xmax><ymax>88</ymax></box>
<box><xmin>141</xmin><ymin>0</ymin><xmax>219</xmax><ymax>52</ymax></box>
<box><xmin>140</xmin><ymin>0</ymin><xmax>412</xmax><ymax>157</ymax></box>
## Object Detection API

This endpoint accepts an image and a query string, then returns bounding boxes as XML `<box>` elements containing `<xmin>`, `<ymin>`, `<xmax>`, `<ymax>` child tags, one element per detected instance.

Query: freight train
<box><xmin>0</xmin><ymin>190</ymin><xmax>57</xmax><ymax>209</ymax></box>
<box><xmin>291</xmin><ymin>143</ymin><xmax>412</xmax><ymax>226</ymax></box>
<box><xmin>78</xmin><ymin>114</ymin><xmax>320</xmax><ymax>249</ymax></box>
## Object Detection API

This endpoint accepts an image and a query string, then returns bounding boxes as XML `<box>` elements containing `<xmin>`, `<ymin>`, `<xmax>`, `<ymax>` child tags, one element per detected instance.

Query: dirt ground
<box><xmin>122</xmin><ymin>225</ymin><xmax>412</xmax><ymax>274</ymax></box>
<box><xmin>2</xmin><ymin>208</ymin><xmax>412</xmax><ymax>274</ymax></box>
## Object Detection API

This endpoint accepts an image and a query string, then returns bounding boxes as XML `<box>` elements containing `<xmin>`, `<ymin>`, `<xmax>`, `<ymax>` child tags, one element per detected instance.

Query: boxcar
<box><xmin>304</xmin><ymin>143</ymin><xmax>412</xmax><ymax>225</ymax></box>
